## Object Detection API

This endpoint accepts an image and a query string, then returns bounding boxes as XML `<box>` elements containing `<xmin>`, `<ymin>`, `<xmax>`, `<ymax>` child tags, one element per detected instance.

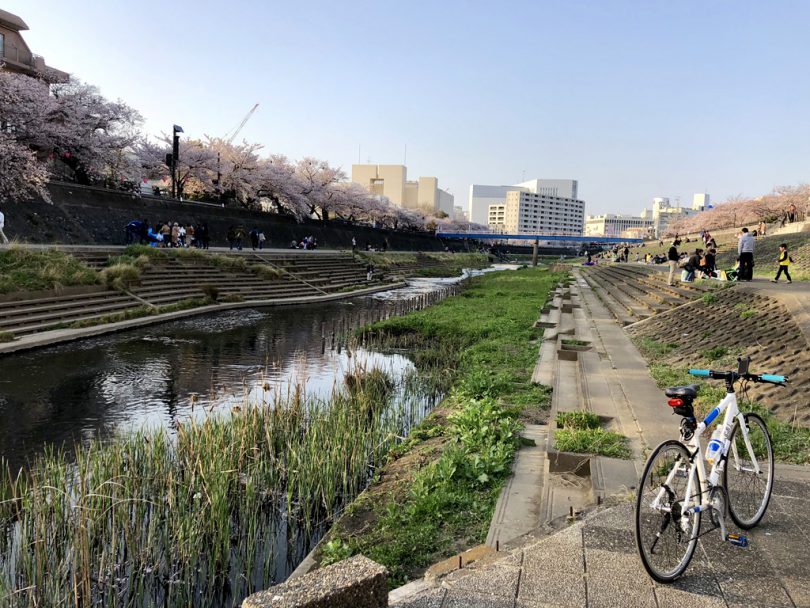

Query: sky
<box><xmin>6</xmin><ymin>0</ymin><xmax>810</xmax><ymax>216</ymax></box>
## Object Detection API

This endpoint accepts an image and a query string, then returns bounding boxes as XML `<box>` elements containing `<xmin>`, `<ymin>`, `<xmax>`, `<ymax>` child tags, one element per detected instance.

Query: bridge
<box><xmin>435</xmin><ymin>231</ymin><xmax>643</xmax><ymax>244</ymax></box>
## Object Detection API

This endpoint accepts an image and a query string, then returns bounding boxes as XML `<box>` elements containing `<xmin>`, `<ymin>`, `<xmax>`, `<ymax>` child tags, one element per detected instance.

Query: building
<box><xmin>452</xmin><ymin>206</ymin><xmax>468</xmax><ymax>222</ymax></box>
<box><xmin>585</xmin><ymin>214</ymin><xmax>653</xmax><ymax>238</ymax></box>
<box><xmin>640</xmin><ymin>197</ymin><xmax>703</xmax><ymax>238</ymax></box>
<box><xmin>0</xmin><ymin>9</ymin><xmax>68</xmax><ymax>82</ymax></box>
<box><xmin>692</xmin><ymin>193</ymin><xmax>710</xmax><ymax>211</ymax></box>
<box><xmin>468</xmin><ymin>179</ymin><xmax>579</xmax><ymax>226</ymax></box>
<box><xmin>488</xmin><ymin>190</ymin><xmax>585</xmax><ymax>236</ymax></box>
<box><xmin>438</xmin><ymin>189</ymin><xmax>455</xmax><ymax>216</ymax></box>
<box><xmin>351</xmin><ymin>164</ymin><xmax>450</xmax><ymax>214</ymax></box>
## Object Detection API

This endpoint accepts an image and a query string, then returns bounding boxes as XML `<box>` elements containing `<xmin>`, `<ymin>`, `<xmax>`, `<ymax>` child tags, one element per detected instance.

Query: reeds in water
<box><xmin>0</xmin><ymin>364</ymin><xmax>434</xmax><ymax>607</ymax></box>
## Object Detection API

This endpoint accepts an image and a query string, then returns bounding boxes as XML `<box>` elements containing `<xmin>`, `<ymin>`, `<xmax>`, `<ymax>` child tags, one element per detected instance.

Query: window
<box><xmin>0</xmin><ymin>33</ymin><xmax>4</xmax><ymax>58</ymax></box>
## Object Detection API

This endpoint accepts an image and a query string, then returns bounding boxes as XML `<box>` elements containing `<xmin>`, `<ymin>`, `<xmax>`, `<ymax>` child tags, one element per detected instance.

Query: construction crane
<box><xmin>225</xmin><ymin>103</ymin><xmax>259</xmax><ymax>145</ymax></box>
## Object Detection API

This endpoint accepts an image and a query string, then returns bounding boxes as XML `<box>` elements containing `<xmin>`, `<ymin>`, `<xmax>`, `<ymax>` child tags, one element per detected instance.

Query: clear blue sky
<box><xmin>7</xmin><ymin>0</ymin><xmax>810</xmax><ymax>215</ymax></box>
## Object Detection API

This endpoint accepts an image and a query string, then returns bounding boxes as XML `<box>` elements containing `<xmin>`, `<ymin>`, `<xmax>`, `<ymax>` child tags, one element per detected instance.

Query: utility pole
<box><xmin>171</xmin><ymin>124</ymin><xmax>184</xmax><ymax>199</ymax></box>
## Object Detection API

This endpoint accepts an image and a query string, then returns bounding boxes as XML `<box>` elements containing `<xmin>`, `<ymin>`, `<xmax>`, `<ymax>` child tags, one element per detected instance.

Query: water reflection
<box><xmin>0</xmin><ymin>277</ymin><xmax>476</xmax><ymax>469</ymax></box>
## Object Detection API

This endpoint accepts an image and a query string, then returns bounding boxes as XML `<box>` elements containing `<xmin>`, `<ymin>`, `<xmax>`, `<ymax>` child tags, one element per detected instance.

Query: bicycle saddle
<box><xmin>664</xmin><ymin>384</ymin><xmax>700</xmax><ymax>399</ymax></box>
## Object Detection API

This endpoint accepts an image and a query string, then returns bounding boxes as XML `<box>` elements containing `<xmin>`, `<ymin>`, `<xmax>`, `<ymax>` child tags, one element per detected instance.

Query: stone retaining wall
<box><xmin>2</xmin><ymin>183</ymin><xmax>447</xmax><ymax>252</ymax></box>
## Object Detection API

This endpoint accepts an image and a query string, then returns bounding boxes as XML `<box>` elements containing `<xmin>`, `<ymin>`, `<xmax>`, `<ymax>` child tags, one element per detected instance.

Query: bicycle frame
<box><xmin>650</xmin><ymin>389</ymin><xmax>761</xmax><ymax>524</ymax></box>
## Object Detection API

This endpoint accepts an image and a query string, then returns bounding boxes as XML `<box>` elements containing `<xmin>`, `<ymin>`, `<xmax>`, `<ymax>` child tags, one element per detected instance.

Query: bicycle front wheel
<box><xmin>724</xmin><ymin>412</ymin><xmax>774</xmax><ymax>529</ymax></box>
<box><xmin>635</xmin><ymin>440</ymin><xmax>702</xmax><ymax>583</ymax></box>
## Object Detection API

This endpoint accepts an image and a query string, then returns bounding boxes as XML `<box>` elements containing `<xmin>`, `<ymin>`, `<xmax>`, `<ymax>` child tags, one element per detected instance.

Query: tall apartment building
<box><xmin>488</xmin><ymin>190</ymin><xmax>585</xmax><ymax>235</ymax></box>
<box><xmin>0</xmin><ymin>9</ymin><xmax>68</xmax><ymax>83</ymax></box>
<box><xmin>468</xmin><ymin>179</ymin><xmax>579</xmax><ymax>226</ymax></box>
<box><xmin>351</xmin><ymin>164</ymin><xmax>452</xmax><ymax>214</ymax></box>
<box><xmin>584</xmin><ymin>214</ymin><xmax>654</xmax><ymax>238</ymax></box>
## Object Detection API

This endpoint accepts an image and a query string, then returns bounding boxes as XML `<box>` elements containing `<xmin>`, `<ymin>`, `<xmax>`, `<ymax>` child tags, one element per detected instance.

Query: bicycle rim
<box><xmin>725</xmin><ymin>413</ymin><xmax>774</xmax><ymax>529</ymax></box>
<box><xmin>635</xmin><ymin>440</ymin><xmax>701</xmax><ymax>583</ymax></box>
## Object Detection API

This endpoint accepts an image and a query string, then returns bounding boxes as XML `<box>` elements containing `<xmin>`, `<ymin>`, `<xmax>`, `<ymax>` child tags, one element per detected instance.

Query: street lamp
<box><xmin>171</xmin><ymin>124</ymin><xmax>184</xmax><ymax>199</ymax></box>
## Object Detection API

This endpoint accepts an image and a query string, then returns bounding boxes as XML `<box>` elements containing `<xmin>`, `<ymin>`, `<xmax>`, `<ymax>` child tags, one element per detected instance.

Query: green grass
<box><xmin>635</xmin><ymin>337</ymin><xmax>680</xmax><ymax>357</ymax></box>
<box><xmin>0</xmin><ymin>247</ymin><xmax>99</xmax><ymax>293</ymax></box>
<box><xmin>556</xmin><ymin>411</ymin><xmax>601</xmax><ymax>430</ymax></box>
<box><xmin>561</xmin><ymin>338</ymin><xmax>590</xmax><ymax>346</ymax></box>
<box><xmin>323</xmin><ymin>267</ymin><xmax>562</xmax><ymax>585</ymax></box>
<box><xmin>555</xmin><ymin>428</ymin><xmax>631</xmax><ymax>458</ymax></box>
<box><xmin>0</xmin><ymin>331</ymin><xmax>15</xmax><ymax>343</ymax></box>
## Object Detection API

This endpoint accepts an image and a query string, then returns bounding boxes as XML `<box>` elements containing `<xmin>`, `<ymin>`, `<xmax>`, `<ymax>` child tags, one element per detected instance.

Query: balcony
<box><xmin>1</xmin><ymin>46</ymin><xmax>68</xmax><ymax>82</ymax></box>
<box><xmin>1</xmin><ymin>44</ymin><xmax>35</xmax><ymax>67</ymax></box>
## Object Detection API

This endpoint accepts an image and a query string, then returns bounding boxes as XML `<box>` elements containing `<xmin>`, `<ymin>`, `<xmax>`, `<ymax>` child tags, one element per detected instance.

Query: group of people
<box><xmin>288</xmin><ymin>235</ymin><xmax>318</xmax><ymax>250</ymax></box>
<box><xmin>666</xmin><ymin>239</ymin><xmax>718</xmax><ymax>285</ymax></box>
<box><xmin>125</xmin><ymin>219</ymin><xmax>211</xmax><ymax>249</ymax></box>
<box><xmin>665</xmin><ymin>226</ymin><xmax>795</xmax><ymax>285</ymax></box>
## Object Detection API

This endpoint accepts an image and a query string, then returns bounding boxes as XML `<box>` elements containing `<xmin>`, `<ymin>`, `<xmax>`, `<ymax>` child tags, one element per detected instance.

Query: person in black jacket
<box><xmin>702</xmin><ymin>248</ymin><xmax>717</xmax><ymax>278</ymax></box>
<box><xmin>667</xmin><ymin>239</ymin><xmax>681</xmax><ymax>285</ymax></box>
<box><xmin>684</xmin><ymin>248</ymin><xmax>703</xmax><ymax>282</ymax></box>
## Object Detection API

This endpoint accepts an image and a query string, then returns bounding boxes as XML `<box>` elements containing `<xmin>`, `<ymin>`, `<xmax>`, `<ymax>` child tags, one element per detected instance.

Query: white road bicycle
<box><xmin>634</xmin><ymin>357</ymin><xmax>785</xmax><ymax>583</ymax></box>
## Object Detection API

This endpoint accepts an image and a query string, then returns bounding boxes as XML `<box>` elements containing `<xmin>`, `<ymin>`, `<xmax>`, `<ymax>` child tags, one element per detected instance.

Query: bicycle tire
<box><xmin>635</xmin><ymin>440</ymin><xmax>702</xmax><ymax>583</ymax></box>
<box><xmin>724</xmin><ymin>412</ymin><xmax>774</xmax><ymax>529</ymax></box>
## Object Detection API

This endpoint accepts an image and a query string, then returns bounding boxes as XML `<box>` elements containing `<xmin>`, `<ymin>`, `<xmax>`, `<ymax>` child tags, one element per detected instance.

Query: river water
<box><xmin>0</xmin><ymin>273</ymin><xmax>499</xmax><ymax>471</ymax></box>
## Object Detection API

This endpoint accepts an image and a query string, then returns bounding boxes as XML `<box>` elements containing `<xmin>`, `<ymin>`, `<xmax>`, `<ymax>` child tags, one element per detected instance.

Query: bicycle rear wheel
<box><xmin>724</xmin><ymin>412</ymin><xmax>774</xmax><ymax>529</ymax></box>
<box><xmin>635</xmin><ymin>440</ymin><xmax>702</xmax><ymax>583</ymax></box>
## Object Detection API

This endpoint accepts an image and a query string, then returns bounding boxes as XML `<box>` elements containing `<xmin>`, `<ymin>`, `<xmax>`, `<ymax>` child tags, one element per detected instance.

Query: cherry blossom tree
<box><xmin>0</xmin><ymin>131</ymin><xmax>50</xmax><ymax>203</ymax></box>
<box><xmin>0</xmin><ymin>71</ymin><xmax>142</xmax><ymax>188</ymax></box>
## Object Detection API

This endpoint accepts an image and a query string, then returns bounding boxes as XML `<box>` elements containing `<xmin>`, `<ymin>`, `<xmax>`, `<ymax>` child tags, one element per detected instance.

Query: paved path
<box><xmin>393</xmin><ymin>467</ymin><xmax>810</xmax><ymax>608</ymax></box>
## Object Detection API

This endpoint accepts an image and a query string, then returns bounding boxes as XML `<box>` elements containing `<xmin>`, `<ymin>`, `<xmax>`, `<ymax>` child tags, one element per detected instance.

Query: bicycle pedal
<box><xmin>727</xmin><ymin>533</ymin><xmax>748</xmax><ymax>548</ymax></box>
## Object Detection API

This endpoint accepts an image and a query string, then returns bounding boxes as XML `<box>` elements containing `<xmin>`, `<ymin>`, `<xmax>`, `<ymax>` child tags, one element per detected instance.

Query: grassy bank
<box><xmin>634</xmin><ymin>337</ymin><xmax>810</xmax><ymax>464</ymax></box>
<box><xmin>319</xmin><ymin>267</ymin><xmax>562</xmax><ymax>585</ymax></box>
<box><xmin>354</xmin><ymin>251</ymin><xmax>490</xmax><ymax>278</ymax></box>
<box><xmin>0</xmin><ymin>247</ymin><xmax>98</xmax><ymax>293</ymax></box>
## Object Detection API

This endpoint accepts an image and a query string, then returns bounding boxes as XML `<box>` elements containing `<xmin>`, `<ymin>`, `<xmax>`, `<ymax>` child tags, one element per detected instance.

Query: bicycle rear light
<box><xmin>667</xmin><ymin>398</ymin><xmax>684</xmax><ymax>408</ymax></box>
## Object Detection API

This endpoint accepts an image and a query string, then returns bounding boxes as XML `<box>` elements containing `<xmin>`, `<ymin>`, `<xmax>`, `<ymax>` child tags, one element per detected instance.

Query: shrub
<box><xmin>99</xmin><ymin>263</ymin><xmax>141</xmax><ymax>291</ymax></box>
<box><xmin>200</xmin><ymin>284</ymin><xmax>220</xmax><ymax>302</ymax></box>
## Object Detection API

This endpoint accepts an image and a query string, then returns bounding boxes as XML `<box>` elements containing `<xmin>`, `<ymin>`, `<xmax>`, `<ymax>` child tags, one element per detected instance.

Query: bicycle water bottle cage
<box><xmin>665</xmin><ymin>384</ymin><xmax>699</xmax><ymax>417</ymax></box>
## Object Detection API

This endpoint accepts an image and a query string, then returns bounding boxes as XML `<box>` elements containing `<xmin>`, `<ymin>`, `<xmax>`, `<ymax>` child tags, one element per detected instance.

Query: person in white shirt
<box><xmin>738</xmin><ymin>227</ymin><xmax>755</xmax><ymax>281</ymax></box>
<box><xmin>0</xmin><ymin>210</ymin><xmax>8</xmax><ymax>244</ymax></box>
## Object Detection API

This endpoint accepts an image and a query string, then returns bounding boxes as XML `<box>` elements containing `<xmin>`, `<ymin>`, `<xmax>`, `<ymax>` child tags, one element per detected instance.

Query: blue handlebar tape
<box><xmin>760</xmin><ymin>374</ymin><xmax>786</xmax><ymax>383</ymax></box>
<box><xmin>688</xmin><ymin>369</ymin><xmax>710</xmax><ymax>377</ymax></box>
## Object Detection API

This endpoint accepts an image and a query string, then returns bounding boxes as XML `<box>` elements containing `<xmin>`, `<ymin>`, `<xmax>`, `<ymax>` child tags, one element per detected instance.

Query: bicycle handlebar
<box><xmin>688</xmin><ymin>368</ymin><xmax>787</xmax><ymax>385</ymax></box>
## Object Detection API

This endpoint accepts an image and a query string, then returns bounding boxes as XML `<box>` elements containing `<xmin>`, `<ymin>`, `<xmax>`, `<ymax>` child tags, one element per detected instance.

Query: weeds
<box><xmin>0</xmin><ymin>331</ymin><xmax>15</xmax><ymax>343</ymax></box>
<box><xmin>555</xmin><ymin>428</ymin><xmax>631</xmax><ymax>458</ymax></box>
<box><xmin>556</xmin><ymin>411</ymin><xmax>601</xmax><ymax>430</ymax></box>
<box><xmin>0</xmin><ymin>247</ymin><xmax>98</xmax><ymax>293</ymax></box>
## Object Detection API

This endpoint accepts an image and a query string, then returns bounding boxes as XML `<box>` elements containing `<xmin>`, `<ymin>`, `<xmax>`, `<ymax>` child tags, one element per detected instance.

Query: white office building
<box><xmin>488</xmin><ymin>190</ymin><xmax>585</xmax><ymax>236</ymax></box>
<box><xmin>468</xmin><ymin>179</ymin><xmax>580</xmax><ymax>226</ymax></box>
<box><xmin>585</xmin><ymin>214</ymin><xmax>653</xmax><ymax>238</ymax></box>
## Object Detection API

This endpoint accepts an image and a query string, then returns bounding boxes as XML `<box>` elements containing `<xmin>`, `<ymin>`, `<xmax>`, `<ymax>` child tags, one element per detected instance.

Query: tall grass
<box><xmin>0</xmin><ymin>248</ymin><xmax>98</xmax><ymax>293</ymax></box>
<box><xmin>0</xmin><ymin>364</ymin><xmax>433</xmax><ymax>607</ymax></box>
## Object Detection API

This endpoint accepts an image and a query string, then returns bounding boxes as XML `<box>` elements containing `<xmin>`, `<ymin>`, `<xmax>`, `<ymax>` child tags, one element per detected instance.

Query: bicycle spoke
<box><xmin>635</xmin><ymin>441</ymin><xmax>701</xmax><ymax>582</ymax></box>
<box><xmin>725</xmin><ymin>413</ymin><xmax>774</xmax><ymax>529</ymax></box>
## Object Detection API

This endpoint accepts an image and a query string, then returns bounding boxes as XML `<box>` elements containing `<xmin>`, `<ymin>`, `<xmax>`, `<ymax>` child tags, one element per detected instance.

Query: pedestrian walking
<box><xmin>258</xmin><ymin>231</ymin><xmax>266</xmax><ymax>250</ymax></box>
<box><xmin>667</xmin><ymin>239</ymin><xmax>681</xmax><ymax>286</ymax></box>
<box><xmin>771</xmin><ymin>243</ymin><xmax>793</xmax><ymax>284</ymax></box>
<box><xmin>0</xmin><ymin>208</ymin><xmax>8</xmax><ymax>244</ymax></box>
<box><xmin>738</xmin><ymin>227</ymin><xmax>755</xmax><ymax>281</ymax></box>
